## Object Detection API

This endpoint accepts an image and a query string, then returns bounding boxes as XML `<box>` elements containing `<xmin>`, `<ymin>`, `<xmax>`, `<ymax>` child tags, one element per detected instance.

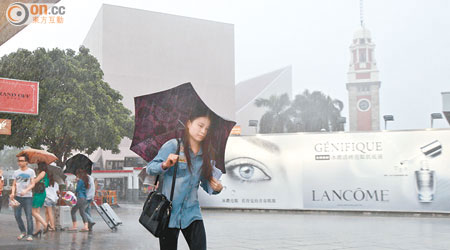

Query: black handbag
<box><xmin>32</xmin><ymin>181</ymin><xmax>45</xmax><ymax>194</ymax></box>
<box><xmin>139</xmin><ymin>139</ymin><xmax>180</xmax><ymax>237</ymax></box>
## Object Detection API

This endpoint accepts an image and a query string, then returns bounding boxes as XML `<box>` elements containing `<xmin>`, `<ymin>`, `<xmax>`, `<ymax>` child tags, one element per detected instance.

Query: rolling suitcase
<box><xmin>94</xmin><ymin>201</ymin><xmax>122</xmax><ymax>230</ymax></box>
<box><xmin>55</xmin><ymin>205</ymin><xmax>72</xmax><ymax>230</ymax></box>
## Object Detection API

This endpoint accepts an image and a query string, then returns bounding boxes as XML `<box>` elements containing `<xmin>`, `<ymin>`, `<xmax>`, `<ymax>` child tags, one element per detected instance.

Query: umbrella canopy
<box><xmin>130</xmin><ymin>82</ymin><xmax>236</xmax><ymax>173</ymax></box>
<box><xmin>16</xmin><ymin>148</ymin><xmax>58</xmax><ymax>165</ymax></box>
<box><xmin>64</xmin><ymin>154</ymin><xmax>93</xmax><ymax>175</ymax></box>
<box><xmin>47</xmin><ymin>164</ymin><xmax>67</xmax><ymax>184</ymax></box>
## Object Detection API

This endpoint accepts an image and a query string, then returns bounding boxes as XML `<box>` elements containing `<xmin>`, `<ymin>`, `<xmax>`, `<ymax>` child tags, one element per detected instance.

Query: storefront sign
<box><xmin>0</xmin><ymin>77</ymin><xmax>39</xmax><ymax>115</ymax></box>
<box><xmin>0</xmin><ymin>119</ymin><xmax>11</xmax><ymax>135</ymax></box>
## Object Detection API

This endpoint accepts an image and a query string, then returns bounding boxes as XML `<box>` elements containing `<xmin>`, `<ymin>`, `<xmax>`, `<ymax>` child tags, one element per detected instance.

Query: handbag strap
<box><xmin>153</xmin><ymin>139</ymin><xmax>181</xmax><ymax>201</ymax></box>
<box><xmin>169</xmin><ymin>138</ymin><xmax>181</xmax><ymax>201</ymax></box>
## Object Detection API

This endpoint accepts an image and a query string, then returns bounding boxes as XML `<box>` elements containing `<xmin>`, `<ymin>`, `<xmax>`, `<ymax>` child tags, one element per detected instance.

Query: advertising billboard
<box><xmin>199</xmin><ymin>129</ymin><xmax>450</xmax><ymax>213</ymax></box>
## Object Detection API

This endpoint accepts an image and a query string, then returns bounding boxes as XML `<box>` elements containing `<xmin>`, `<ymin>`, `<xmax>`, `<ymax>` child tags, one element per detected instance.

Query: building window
<box><xmin>359</xmin><ymin>49</ymin><xmax>366</xmax><ymax>62</ymax></box>
<box><xmin>359</xmin><ymin>38</ymin><xmax>365</xmax><ymax>44</ymax></box>
<box><xmin>358</xmin><ymin>86</ymin><xmax>370</xmax><ymax>92</ymax></box>
<box><xmin>105</xmin><ymin>160</ymin><xmax>124</xmax><ymax>170</ymax></box>
<box><xmin>124</xmin><ymin>157</ymin><xmax>147</xmax><ymax>168</ymax></box>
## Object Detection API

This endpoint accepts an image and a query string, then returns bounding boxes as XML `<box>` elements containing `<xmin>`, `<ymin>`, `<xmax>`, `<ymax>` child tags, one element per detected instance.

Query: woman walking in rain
<box><xmin>44</xmin><ymin>179</ymin><xmax>59</xmax><ymax>231</ymax></box>
<box><xmin>147</xmin><ymin>106</ymin><xmax>224</xmax><ymax>250</ymax></box>
<box><xmin>69</xmin><ymin>169</ymin><xmax>90</xmax><ymax>232</ymax></box>
<box><xmin>31</xmin><ymin>162</ymin><xmax>51</xmax><ymax>238</ymax></box>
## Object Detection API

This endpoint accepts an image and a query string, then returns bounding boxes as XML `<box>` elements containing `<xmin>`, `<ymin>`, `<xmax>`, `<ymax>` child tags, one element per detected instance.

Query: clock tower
<box><xmin>346</xmin><ymin>26</ymin><xmax>381</xmax><ymax>131</ymax></box>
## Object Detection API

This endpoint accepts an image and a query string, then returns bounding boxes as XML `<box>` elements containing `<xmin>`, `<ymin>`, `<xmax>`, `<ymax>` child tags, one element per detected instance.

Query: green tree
<box><xmin>255</xmin><ymin>91</ymin><xmax>344</xmax><ymax>133</ymax></box>
<box><xmin>254</xmin><ymin>93</ymin><xmax>293</xmax><ymax>133</ymax></box>
<box><xmin>0</xmin><ymin>47</ymin><xmax>134</xmax><ymax>166</ymax></box>
<box><xmin>290</xmin><ymin>90</ymin><xmax>344</xmax><ymax>132</ymax></box>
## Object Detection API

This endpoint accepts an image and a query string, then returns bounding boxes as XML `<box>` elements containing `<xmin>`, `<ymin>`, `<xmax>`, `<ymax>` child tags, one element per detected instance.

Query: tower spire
<box><xmin>346</xmin><ymin>1</ymin><xmax>381</xmax><ymax>131</ymax></box>
<box><xmin>360</xmin><ymin>0</ymin><xmax>365</xmax><ymax>27</ymax></box>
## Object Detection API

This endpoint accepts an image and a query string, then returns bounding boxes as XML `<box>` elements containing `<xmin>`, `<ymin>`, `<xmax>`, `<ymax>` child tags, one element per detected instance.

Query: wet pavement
<box><xmin>1</xmin><ymin>204</ymin><xmax>450</xmax><ymax>249</ymax></box>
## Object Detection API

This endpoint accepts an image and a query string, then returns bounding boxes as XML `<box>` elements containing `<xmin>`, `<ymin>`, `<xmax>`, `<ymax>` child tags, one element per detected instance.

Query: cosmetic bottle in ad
<box><xmin>415</xmin><ymin>160</ymin><xmax>435</xmax><ymax>203</ymax></box>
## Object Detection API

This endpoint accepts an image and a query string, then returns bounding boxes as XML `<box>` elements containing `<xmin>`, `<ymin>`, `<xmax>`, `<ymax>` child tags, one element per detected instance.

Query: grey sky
<box><xmin>1</xmin><ymin>0</ymin><xmax>449</xmax><ymax>130</ymax></box>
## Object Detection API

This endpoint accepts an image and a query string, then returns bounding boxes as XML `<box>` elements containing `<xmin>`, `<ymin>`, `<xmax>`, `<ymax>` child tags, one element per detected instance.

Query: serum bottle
<box><xmin>415</xmin><ymin>160</ymin><xmax>435</xmax><ymax>202</ymax></box>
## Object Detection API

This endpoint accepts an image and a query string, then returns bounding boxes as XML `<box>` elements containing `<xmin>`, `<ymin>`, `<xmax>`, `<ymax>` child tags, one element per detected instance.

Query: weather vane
<box><xmin>360</xmin><ymin>0</ymin><xmax>365</xmax><ymax>27</ymax></box>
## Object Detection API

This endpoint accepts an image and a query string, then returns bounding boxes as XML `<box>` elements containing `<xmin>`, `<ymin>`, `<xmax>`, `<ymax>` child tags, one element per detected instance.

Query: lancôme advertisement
<box><xmin>199</xmin><ymin>129</ymin><xmax>450</xmax><ymax>213</ymax></box>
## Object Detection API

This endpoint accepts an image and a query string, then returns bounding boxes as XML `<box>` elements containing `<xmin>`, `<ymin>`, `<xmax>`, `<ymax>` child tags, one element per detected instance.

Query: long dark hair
<box><xmin>37</xmin><ymin>162</ymin><xmax>55</xmax><ymax>187</ymax></box>
<box><xmin>76</xmin><ymin>169</ymin><xmax>90</xmax><ymax>189</ymax></box>
<box><xmin>182</xmin><ymin>105</ymin><xmax>216</xmax><ymax>181</ymax></box>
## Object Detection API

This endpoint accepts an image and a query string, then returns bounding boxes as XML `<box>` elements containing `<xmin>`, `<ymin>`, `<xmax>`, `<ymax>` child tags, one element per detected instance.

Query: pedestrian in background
<box><xmin>10</xmin><ymin>155</ymin><xmax>36</xmax><ymax>241</ymax></box>
<box><xmin>85</xmin><ymin>174</ymin><xmax>96</xmax><ymax>231</ymax></box>
<box><xmin>31</xmin><ymin>162</ymin><xmax>51</xmax><ymax>238</ymax></box>
<box><xmin>147</xmin><ymin>106</ymin><xmax>224</xmax><ymax>250</ymax></box>
<box><xmin>0</xmin><ymin>169</ymin><xmax>4</xmax><ymax>213</ymax></box>
<box><xmin>44</xmin><ymin>180</ymin><xmax>59</xmax><ymax>231</ymax></box>
<box><xmin>69</xmin><ymin>169</ymin><xmax>90</xmax><ymax>232</ymax></box>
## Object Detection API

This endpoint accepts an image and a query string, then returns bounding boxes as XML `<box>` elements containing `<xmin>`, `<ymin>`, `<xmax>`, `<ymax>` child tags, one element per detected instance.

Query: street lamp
<box><xmin>431</xmin><ymin>113</ymin><xmax>443</xmax><ymax>128</ymax></box>
<box><xmin>383</xmin><ymin>115</ymin><xmax>394</xmax><ymax>130</ymax></box>
<box><xmin>248</xmin><ymin>120</ymin><xmax>258</xmax><ymax>134</ymax></box>
<box><xmin>338</xmin><ymin>117</ymin><xmax>346</xmax><ymax>131</ymax></box>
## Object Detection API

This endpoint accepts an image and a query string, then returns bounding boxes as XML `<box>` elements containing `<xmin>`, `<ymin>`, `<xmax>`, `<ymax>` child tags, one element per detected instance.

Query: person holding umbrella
<box><xmin>68</xmin><ymin>168</ymin><xmax>91</xmax><ymax>232</ymax></box>
<box><xmin>31</xmin><ymin>162</ymin><xmax>51</xmax><ymax>238</ymax></box>
<box><xmin>147</xmin><ymin>105</ymin><xmax>224</xmax><ymax>250</ymax></box>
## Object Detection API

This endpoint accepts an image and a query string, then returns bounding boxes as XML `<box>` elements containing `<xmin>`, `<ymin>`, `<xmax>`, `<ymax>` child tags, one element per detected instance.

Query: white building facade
<box><xmin>82</xmin><ymin>4</ymin><xmax>235</xmax><ymax>120</ymax></box>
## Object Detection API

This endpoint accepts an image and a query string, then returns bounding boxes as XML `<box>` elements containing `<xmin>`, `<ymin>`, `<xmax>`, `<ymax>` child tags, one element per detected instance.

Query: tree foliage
<box><xmin>255</xmin><ymin>90</ymin><xmax>344</xmax><ymax>133</ymax></box>
<box><xmin>254</xmin><ymin>93</ymin><xmax>293</xmax><ymax>133</ymax></box>
<box><xmin>0</xmin><ymin>47</ymin><xmax>134</xmax><ymax>166</ymax></box>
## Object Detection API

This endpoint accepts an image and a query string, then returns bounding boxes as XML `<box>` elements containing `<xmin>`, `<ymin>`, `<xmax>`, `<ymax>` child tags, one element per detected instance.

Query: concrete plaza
<box><xmin>1</xmin><ymin>204</ymin><xmax>450</xmax><ymax>250</ymax></box>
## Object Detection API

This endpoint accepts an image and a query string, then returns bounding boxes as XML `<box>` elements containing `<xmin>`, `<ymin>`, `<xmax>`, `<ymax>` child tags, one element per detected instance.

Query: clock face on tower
<box><xmin>357</xmin><ymin>98</ymin><xmax>371</xmax><ymax>112</ymax></box>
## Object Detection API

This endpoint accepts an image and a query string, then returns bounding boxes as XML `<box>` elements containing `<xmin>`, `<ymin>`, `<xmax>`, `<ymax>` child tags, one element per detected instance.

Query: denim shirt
<box><xmin>75</xmin><ymin>179</ymin><xmax>87</xmax><ymax>199</ymax></box>
<box><xmin>147</xmin><ymin>138</ymin><xmax>220</xmax><ymax>229</ymax></box>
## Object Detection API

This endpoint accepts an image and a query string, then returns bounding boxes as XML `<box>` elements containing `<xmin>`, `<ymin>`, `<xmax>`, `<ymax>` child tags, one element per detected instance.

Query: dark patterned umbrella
<box><xmin>64</xmin><ymin>154</ymin><xmax>93</xmax><ymax>175</ymax></box>
<box><xmin>130</xmin><ymin>82</ymin><xmax>235</xmax><ymax>173</ymax></box>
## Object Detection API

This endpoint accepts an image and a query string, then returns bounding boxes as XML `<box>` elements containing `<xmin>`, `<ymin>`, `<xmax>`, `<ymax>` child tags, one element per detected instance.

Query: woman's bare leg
<box><xmin>32</xmin><ymin>207</ymin><xmax>48</xmax><ymax>231</ymax></box>
<box><xmin>47</xmin><ymin>207</ymin><xmax>55</xmax><ymax>229</ymax></box>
